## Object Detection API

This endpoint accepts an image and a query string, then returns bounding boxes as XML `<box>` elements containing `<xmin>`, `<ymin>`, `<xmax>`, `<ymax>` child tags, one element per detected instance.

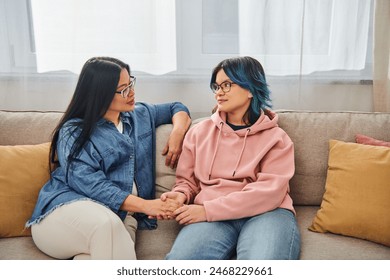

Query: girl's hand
<box><xmin>174</xmin><ymin>204</ymin><xmax>207</xmax><ymax>225</ymax></box>
<box><xmin>161</xmin><ymin>191</ymin><xmax>186</xmax><ymax>205</ymax></box>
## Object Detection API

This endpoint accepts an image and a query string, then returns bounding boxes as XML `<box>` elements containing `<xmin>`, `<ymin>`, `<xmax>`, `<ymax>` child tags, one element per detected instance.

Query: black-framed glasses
<box><xmin>210</xmin><ymin>81</ymin><xmax>236</xmax><ymax>94</ymax></box>
<box><xmin>116</xmin><ymin>76</ymin><xmax>136</xmax><ymax>98</ymax></box>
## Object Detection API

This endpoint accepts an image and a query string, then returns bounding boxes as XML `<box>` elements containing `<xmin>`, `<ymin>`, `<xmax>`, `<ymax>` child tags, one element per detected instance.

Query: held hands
<box><xmin>149</xmin><ymin>191</ymin><xmax>187</xmax><ymax>220</ymax></box>
<box><xmin>144</xmin><ymin>198</ymin><xmax>181</xmax><ymax>219</ymax></box>
<box><xmin>158</xmin><ymin>191</ymin><xmax>207</xmax><ymax>225</ymax></box>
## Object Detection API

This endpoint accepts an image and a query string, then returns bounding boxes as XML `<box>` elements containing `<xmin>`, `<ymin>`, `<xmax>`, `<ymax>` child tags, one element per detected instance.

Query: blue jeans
<box><xmin>166</xmin><ymin>208</ymin><xmax>301</xmax><ymax>260</ymax></box>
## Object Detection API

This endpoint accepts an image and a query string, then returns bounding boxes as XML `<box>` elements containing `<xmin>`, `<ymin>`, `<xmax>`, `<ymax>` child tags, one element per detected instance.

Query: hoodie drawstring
<box><xmin>232</xmin><ymin>128</ymin><xmax>250</xmax><ymax>177</ymax></box>
<box><xmin>208</xmin><ymin>122</ymin><xmax>251</xmax><ymax>179</ymax></box>
<box><xmin>208</xmin><ymin>122</ymin><xmax>223</xmax><ymax>180</ymax></box>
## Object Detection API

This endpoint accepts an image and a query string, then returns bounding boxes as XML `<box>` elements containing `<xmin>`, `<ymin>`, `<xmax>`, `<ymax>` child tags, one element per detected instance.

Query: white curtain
<box><xmin>30</xmin><ymin>0</ymin><xmax>176</xmax><ymax>75</ymax></box>
<box><xmin>238</xmin><ymin>0</ymin><xmax>371</xmax><ymax>76</ymax></box>
<box><xmin>373</xmin><ymin>0</ymin><xmax>390</xmax><ymax>112</ymax></box>
<box><xmin>29</xmin><ymin>0</ymin><xmax>372</xmax><ymax>77</ymax></box>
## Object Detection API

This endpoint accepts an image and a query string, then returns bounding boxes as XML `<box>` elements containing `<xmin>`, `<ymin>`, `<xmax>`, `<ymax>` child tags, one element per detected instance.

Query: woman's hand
<box><xmin>173</xmin><ymin>204</ymin><xmax>207</xmax><ymax>225</ymax></box>
<box><xmin>162</xmin><ymin>111</ymin><xmax>191</xmax><ymax>169</ymax></box>
<box><xmin>162</xmin><ymin>128</ymin><xmax>185</xmax><ymax>169</ymax></box>
<box><xmin>162</xmin><ymin>134</ymin><xmax>183</xmax><ymax>169</ymax></box>
<box><xmin>150</xmin><ymin>192</ymin><xmax>187</xmax><ymax>220</ymax></box>
<box><xmin>143</xmin><ymin>198</ymin><xmax>181</xmax><ymax>218</ymax></box>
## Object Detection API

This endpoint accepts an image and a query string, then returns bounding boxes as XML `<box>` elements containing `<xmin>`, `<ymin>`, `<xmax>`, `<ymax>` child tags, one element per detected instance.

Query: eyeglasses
<box><xmin>210</xmin><ymin>81</ymin><xmax>236</xmax><ymax>94</ymax></box>
<box><xmin>116</xmin><ymin>76</ymin><xmax>136</xmax><ymax>98</ymax></box>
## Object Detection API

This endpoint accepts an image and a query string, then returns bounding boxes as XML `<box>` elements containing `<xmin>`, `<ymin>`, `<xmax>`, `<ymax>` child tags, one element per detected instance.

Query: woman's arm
<box><xmin>57</xmin><ymin>126</ymin><xmax>130</xmax><ymax>213</ymax></box>
<box><xmin>138</xmin><ymin>102</ymin><xmax>191</xmax><ymax>168</ymax></box>
<box><xmin>162</xmin><ymin>111</ymin><xmax>192</xmax><ymax>168</ymax></box>
<box><xmin>161</xmin><ymin>126</ymin><xmax>200</xmax><ymax>205</ymax></box>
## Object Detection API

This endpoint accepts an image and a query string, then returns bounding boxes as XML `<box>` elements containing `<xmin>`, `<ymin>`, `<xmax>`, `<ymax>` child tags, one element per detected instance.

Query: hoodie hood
<box><xmin>208</xmin><ymin>109</ymin><xmax>279</xmax><ymax>179</ymax></box>
<box><xmin>210</xmin><ymin>109</ymin><xmax>279</xmax><ymax>136</ymax></box>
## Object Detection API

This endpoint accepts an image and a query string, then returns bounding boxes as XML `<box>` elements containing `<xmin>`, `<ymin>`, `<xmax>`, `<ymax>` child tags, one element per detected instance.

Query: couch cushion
<box><xmin>309</xmin><ymin>140</ymin><xmax>390</xmax><ymax>247</ymax></box>
<box><xmin>355</xmin><ymin>133</ymin><xmax>390</xmax><ymax>147</ymax></box>
<box><xmin>0</xmin><ymin>142</ymin><xmax>51</xmax><ymax>237</ymax></box>
<box><xmin>296</xmin><ymin>206</ymin><xmax>390</xmax><ymax>260</ymax></box>
<box><xmin>155</xmin><ymin>118</ymin><xmax>207</xmax><ymax>198</ymax></box>
<box><xmin>155</xmin><ymin>125</ymin><xmax>177</xmax><ymax>198</ymax></box>
<box><xmin>277</xmin><ymin>111</ymin><xmax>390</xmax><ymax>206</ymax></box>
<box><xmin>0</xmin><ymin>237</ymin><xmax>54</xmax><ymax>260</ymax></box>
<box><xmin>0</xmin><ymin>110</ymin><xmax>63</xmax><ymax>145</ymax></box>
<box><xmin>135</xmin><ymin>220</ymin><xmax>182</xmax><ymax>260</ymax></box>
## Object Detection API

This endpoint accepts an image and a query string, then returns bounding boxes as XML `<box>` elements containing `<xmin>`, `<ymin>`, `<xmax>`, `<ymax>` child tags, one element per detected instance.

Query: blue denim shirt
<box><xmin>26</xmin><ymin>102</ymin><xmax>190</xmax><ymax>230</ymax></box>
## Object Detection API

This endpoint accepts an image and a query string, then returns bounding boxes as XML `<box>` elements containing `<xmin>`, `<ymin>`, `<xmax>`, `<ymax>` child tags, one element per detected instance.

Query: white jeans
<box><xmin>31</xmin><ymin>200</ymin><xmax>137</xmax><ymax>260</ymax></box>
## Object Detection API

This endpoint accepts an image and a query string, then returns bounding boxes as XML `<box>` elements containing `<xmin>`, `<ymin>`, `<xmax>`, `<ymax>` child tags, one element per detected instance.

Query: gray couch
<box><xmin>0</xmin><ymin>109</ymin><xmax>389</xmax><ymax>260</ymax></box>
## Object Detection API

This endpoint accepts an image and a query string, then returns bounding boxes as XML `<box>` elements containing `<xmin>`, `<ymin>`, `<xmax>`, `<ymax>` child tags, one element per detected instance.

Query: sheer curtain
<box><xmin>373</xmin><ymin>0</ymin><xmax>390</xmax><ymax>112</ymax></box>
<box><xmin>30</xmin><ymin>0</ymin><xmax>371</xmax><ymax>77</ymax></box>
<box><xmin>30</xmin><ymin>0</ymin><xmax>176</xmax><ymax>75</ymax></box>
<box><xmin>238</xmin><ymin>0</ymin><xmax>371</xmax><ymax>76</ymax></box>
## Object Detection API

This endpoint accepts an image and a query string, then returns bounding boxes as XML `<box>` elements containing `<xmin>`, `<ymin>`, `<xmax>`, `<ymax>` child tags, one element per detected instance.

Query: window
<box><xmin>179</xmin><ymin>0</ymin><xmax>373</xmax><ymax>78</ymax></box>
<box><xmin>0</xmin><ymin>0</ymin><xmax>373</xmax><ymax>79</ymax></box>
<box><xmin>30</xmin><ymin>0</ymin><xmax>176</xmax><ymax>75</ymax></box>
<box><xmin>0</xmin><ymin>0</ymin><xmax>36</xmax><ymax>73</ymax></box>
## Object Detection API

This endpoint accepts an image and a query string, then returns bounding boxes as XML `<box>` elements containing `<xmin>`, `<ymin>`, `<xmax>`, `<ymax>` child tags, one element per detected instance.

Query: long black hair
<box><xmin>49</xmin><ymin>57</ymin><xmax>130</xmax><ymax>174</ymax></box>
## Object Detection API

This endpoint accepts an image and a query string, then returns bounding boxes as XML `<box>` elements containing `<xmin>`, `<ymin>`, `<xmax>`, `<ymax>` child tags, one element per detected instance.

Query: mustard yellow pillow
<box><xmin>0</xmin><ymin>142</ymin><xmax>51</xmax><ymax>237</ymax></box>
<box><xmin>309</xmin><ymin>140</ymin><xmax>390</xmax><ymax>246</ymax></box>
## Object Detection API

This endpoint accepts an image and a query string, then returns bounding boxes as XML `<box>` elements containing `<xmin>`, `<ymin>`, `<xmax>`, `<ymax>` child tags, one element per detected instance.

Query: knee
<box><xmin>165</xmin><ymin>243</ymin><xmax>194</xmax><ymax>260</ymax></box>
<box><xmin>94</xmin><ymin>209</ymin><xmax>125</xmax><ymax>234</ymax></box>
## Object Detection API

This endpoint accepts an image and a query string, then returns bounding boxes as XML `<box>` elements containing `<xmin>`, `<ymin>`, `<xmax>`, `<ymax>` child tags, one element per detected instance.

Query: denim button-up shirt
<box><xmin>27</xmin><ymin>102</ymin><xmax>190</xmax><ymax>230</ymax></box>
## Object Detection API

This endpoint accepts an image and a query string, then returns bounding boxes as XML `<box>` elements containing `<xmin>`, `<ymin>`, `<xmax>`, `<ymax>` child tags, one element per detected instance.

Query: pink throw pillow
<box><xmin>355</xmin><ymin>134</ymin><xmax>390</xmax><ymax>147</ymax></box>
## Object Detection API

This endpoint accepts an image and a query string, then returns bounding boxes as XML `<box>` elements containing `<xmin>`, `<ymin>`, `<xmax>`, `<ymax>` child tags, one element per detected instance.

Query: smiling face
<box><xmin>214</xmin><ymin>69</ymin><xmax>252</xmax><ymax>125</ymax></box>
<box><xmin>104</xmin><ymin>68</ymin><xmax>135</xmax><ymax>124</ymax></box>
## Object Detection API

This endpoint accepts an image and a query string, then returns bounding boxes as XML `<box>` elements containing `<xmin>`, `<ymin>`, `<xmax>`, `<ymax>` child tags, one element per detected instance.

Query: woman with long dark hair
<box><xmin>162</xmin><ymin>56</ymin><xmax>301</xmax><ymax>259</ymax></box>
<box><xmin>26</xmin><ymin>57</ymin><xmax>191</xmax><ymax>259</ymax></box>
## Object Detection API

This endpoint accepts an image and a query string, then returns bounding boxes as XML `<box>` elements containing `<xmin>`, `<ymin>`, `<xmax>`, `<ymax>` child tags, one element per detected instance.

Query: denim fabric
<box><xmin>166</xmin><ymin>208</ymin><xmax>301</xmax><ymax>260</ymax></box>
<box><xmin>27</xmin><ymin>102</ymin><xmax>189</xmax><ymax>230</ymax></box>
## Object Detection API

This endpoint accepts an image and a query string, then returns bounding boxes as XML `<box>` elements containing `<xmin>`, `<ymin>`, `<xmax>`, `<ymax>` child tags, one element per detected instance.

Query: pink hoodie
<box><xmin>173</xmin><ymin>110</ymin><xmax>295</xmax><ymax>222</ymax></box>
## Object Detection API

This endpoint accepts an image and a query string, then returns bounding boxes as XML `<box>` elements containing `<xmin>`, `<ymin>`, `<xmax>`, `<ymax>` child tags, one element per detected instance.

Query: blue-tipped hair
<box><xmin>210</xmin><ymin>56</ymin><xmax>272</xmax><ymax>124</ymax></box>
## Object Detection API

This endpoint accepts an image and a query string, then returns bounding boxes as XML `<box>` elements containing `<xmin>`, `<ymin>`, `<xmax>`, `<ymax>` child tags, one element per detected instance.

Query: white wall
<box><xmin>0</xmin><ymin>75</ymin><xmax>373</xmax><ymax>119</ymax></box>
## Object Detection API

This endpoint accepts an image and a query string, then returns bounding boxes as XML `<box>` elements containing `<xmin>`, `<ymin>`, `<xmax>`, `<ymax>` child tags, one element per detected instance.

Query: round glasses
<box><xmin>116</xmin><ymin>76</ymin><xmax>136</xmax><ymax>98</ymax></box>
<box><xmin>210</xmin><ymin>81</ymin><xmax>236</xmax><ymax>94</ymax></box>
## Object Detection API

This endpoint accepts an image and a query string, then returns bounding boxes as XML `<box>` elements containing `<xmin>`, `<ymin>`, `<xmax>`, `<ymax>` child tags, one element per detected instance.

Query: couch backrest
<box><xmin>155</xmin><ymin>111</ymin><xmax>390</xmax><ymax>206</ymax></box>
<box><xmin>277</xmin><ymin>110</ymin><xmax>390</xmax><ymax>205</ymax></box>
<box><xmin>2</xmin><ymin>110</ymin><xmax>390</xmax><ymax>206</ymax></box>
<box><xmin>0</xmin><ymin>110</ymin><xmax>63</xmax><ymax>145</ymax></box>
